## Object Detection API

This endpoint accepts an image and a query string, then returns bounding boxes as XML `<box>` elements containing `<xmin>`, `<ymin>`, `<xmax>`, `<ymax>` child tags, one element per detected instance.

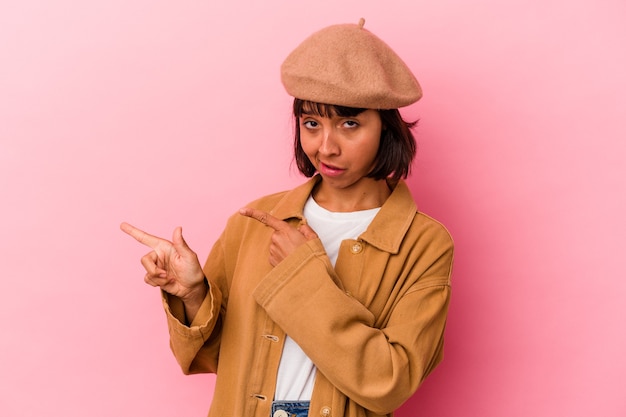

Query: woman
<box><xmin>121</xmin><ymin>19</ymin><xmax>453</xmax><ymax>417</ymax></box>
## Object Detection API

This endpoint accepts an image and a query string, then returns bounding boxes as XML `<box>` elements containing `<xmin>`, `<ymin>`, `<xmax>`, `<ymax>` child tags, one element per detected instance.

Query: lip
<box><xmin>318</xmin><ymin>162</ymin><xmax>346</xmax><ymax>177</ymax></box>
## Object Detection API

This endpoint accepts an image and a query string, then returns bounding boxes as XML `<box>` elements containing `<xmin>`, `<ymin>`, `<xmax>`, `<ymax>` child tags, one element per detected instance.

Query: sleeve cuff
<box><xmin>161</xmin><ymin>283</ymin><xmax>220</xmax><ymax>340</ymax></box>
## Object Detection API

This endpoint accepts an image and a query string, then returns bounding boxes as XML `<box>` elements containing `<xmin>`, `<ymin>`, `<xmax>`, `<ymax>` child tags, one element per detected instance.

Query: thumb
<box><xmin>298</xmin><ymin>224</ymin><xmax>318</xmax><ymax>240</ymax></box>
<box><xmin>172</xmin><ymin>226</ymin><xmax>192</xmax><ymax>253</ymax></box>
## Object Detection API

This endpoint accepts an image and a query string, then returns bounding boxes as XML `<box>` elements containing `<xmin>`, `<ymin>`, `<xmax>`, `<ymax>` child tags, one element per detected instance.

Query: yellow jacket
<box><xmin>163</xmin><ymin>176</ymin><xmax>453</xmax><ymax>417</ymax></box>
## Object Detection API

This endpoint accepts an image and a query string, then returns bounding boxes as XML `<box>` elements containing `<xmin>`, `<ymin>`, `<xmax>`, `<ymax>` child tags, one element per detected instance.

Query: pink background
<box><xmin>1</xmin><ymin>0</ymin><xmax>625</xmax><ymax>416</ymax></box>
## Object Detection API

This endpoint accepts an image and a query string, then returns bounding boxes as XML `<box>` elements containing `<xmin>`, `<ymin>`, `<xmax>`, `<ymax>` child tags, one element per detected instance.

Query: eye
<box><xmin>302</xmin><ymin>119</ymin><xmax>319</xmax><ymax>129</ymax></box>
<box><xmin>343</xmin><ymin>120</ymin><xmax>359</xmax><ymax>128</ymax></box>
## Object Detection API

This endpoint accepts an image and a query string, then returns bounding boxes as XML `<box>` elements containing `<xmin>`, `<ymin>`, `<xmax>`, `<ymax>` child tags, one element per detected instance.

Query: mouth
<box><xmin>318</xmin><ymin>162</ymin><xmax>346</xmax><ymax>177</ymax></box>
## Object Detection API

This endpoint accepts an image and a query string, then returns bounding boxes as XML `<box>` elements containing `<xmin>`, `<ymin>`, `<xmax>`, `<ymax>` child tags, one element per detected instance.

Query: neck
<box><xmin>312</xmin><ymin>178</ymin><xmax>392</xmax><ymax>212</ymax></box>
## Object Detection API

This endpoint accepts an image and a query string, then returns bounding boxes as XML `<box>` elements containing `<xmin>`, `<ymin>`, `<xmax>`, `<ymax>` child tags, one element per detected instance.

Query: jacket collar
<box><xmin>270</xmin><ymin>175</ymin><xmax>417</xmax><ymax>255</ymax></box>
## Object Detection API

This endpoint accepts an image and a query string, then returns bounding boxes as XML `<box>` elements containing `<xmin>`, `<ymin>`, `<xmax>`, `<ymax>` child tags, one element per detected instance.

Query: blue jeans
<box><xmin>271</xmin><ymin>400</ymin><xmax>310</xmax><ymax>417</ymax></box>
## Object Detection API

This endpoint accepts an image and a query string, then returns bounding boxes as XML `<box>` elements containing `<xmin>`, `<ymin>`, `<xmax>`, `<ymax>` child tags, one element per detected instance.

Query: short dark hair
<box><xmin>292</xmin><ymin>99</ymin><xmax>417</xmax><ymax>181</ymax></box>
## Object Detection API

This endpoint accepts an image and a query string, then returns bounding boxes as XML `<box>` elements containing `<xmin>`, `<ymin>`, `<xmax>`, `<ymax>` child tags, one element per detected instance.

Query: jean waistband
<box><xmin>271</xmin><ymin>400</ymin><xmax>310</xmax><ymax>417</ymax></box>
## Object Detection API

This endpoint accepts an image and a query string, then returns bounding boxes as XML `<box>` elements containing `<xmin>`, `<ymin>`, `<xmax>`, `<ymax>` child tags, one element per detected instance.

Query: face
<box><xmin>299</xmin><ymin>109</ymin><xmax>383</xmax><ymax>191</ymax></box>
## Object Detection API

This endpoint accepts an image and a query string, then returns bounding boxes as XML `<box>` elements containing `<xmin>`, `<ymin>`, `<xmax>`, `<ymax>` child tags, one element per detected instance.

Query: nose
<box><xmin>319</xmin><ymin>128</ymin><xmax>340</xmax><ymax>156</ymax></box>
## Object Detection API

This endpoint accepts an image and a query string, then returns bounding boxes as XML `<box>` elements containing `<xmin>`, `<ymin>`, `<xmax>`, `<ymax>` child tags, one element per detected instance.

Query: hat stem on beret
<box><xmin>358</xmin><ymin>18</ymin><xmax>365</xmax><ymax>28</ymax></box>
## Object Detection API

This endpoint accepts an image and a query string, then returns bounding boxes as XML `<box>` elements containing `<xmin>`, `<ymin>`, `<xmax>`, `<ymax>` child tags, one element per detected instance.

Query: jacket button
<box><xmin>273</xmin><ymin>411</ymin><xmax>289</xmax><ymax>417</ymax></box>
<box><xmin>350</xmin><ymin>242</ymin><xmax>363</xmax><ymax>254</ymax></box>
<box><xmin>320</xmin><ymin>406</ymin><xmax>331</xmax><ymax>417</ymax></box>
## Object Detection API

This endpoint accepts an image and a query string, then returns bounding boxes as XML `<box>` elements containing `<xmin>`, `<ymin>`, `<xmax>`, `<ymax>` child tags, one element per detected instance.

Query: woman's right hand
<box><xmin>120</xmin><ymin>222</ymin><xmax>207</xmax><ymax>307</ymax></box>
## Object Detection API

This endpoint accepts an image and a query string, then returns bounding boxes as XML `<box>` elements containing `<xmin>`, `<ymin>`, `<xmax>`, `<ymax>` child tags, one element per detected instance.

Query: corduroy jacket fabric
<box><xmin>162</xmin><ymin>176</ymin><xmax>453</xmax><ymax>417</ymax></box>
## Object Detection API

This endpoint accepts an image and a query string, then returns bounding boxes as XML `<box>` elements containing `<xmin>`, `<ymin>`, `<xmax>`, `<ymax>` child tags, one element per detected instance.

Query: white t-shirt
<box><xmin>273</xmin><ymin>195</ymin><xmax>380</xmax><ymax>401</ymax></box>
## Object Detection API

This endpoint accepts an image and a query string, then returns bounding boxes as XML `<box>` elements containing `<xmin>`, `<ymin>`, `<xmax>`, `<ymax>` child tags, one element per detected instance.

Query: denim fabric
<box><xmin>270</xmin><ymin>400</ymin><xmax>310</xmax><ymax>417</ymax></box>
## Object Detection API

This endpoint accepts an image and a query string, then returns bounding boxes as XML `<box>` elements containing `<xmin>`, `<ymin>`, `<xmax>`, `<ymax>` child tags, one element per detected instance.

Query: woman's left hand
<box><xmin>239</xmin><ymin>208</ymin><xmax>318</xmax><ymax>266</ymax></box>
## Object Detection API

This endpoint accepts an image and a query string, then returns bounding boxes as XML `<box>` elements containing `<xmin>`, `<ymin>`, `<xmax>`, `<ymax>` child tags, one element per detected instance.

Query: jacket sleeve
<box><xmin>252</xmin><ymin>221</ymin><xmax>453</xmax><ymax>415</ymax></box>
<box><xmin>161</xmin><ymin>232</ymin><xmax>228</xmax><ymax>375</ymax></box>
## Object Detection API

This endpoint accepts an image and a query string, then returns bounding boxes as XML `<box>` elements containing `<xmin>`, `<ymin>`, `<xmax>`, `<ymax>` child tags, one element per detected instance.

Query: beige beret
<box><xmin>281</xmin><ymin>19</ymin><xmax>422</xmax><ymax>109</ymax></box>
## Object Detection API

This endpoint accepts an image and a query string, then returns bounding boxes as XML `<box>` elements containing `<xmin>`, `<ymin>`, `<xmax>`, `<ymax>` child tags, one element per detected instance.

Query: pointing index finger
<box><xmin>120</xmin><ymin>222</ymin><xmax>164</xmax><ymax>249</ymax></box>
<box><xmin>239</xmin><ymin>208</ymin><xmax>287</xmax><ymax>231</ymax></box>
